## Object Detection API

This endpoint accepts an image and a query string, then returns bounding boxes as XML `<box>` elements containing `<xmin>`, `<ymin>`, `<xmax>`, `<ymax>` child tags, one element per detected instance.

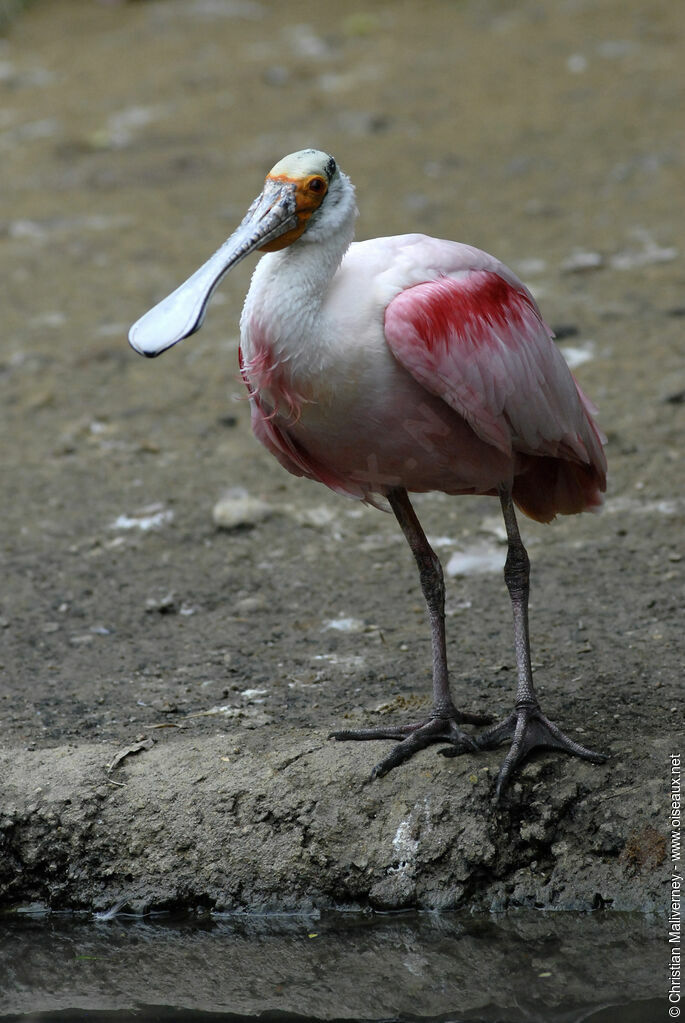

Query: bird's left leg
<box><xmin>330</xmin><ymin>487</ymin><xmax>490</xmax><ymax>777</ymax></box>
<box><xmin>472</xmin><ymin>485</ymin><xmax>608</xmax><ymax>798</ymax></box>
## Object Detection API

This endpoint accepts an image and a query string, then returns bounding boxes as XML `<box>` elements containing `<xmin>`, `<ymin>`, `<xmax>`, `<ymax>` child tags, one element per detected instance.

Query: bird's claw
<box><xmin>475</xmin><ymin>703</ymin><xmax>608</xmax><ymax>799</ymax></box>
<box><xmin>329</xmin><ymin>713</ymin><xmax>483</xmax><ymax>778</ymax></box>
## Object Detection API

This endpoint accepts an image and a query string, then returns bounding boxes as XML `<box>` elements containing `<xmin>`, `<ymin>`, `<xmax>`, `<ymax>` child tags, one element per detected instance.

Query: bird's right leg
<box><xmin>330</xmin><ymin>487</ymin><xmax>490</xmax><ymax>777</ymax></box>
<box><xmin>472</xmin><ymin>485</ymin><xmax>608</xmax><ymax>798</ymax></box>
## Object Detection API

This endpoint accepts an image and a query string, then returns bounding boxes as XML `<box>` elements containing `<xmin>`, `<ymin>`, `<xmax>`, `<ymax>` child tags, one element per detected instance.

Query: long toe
<box><xmin>372</xmin><ymin>719</ymin><xmax>478</xmax><ymax>778</ymax></box>
<box><xmin>328</xmin><ymin>723</ymin><xmax>424</xmax><ymax>743</ymax></box>
<box><xmin>474</xmin><ymin>712</ymin><xmax>519</xmax><ymax>752</ymax></box>
<box><xmin>475</xmin><ymin>704</ymin><xmax>608</xmax><ymax>799</ymax></box>
<box><xmin>330</xmin><ymin>714</ymin><xmax>479</xmax><ymax>777</ymax></box>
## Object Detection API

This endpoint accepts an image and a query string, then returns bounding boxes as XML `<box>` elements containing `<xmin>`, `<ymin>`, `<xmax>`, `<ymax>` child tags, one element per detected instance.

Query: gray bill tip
<box><xmin>127</xmin><ymin>261</ymin><xmax>218</xmax><ymax>357</ymax></box>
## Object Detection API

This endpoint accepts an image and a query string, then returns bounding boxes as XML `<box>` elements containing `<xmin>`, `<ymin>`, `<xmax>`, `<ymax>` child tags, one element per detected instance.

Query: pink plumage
<box><xmin>239</xmin><ymin>241</ymin><xmax>606</xmax><ymax>523</ymax></box>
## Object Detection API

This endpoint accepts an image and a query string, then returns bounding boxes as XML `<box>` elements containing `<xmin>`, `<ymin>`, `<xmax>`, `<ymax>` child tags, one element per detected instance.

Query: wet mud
<box><xmin>0</xmin><ymin>0</ymin><xmax>681</xmax><ymax>935</ymax></box>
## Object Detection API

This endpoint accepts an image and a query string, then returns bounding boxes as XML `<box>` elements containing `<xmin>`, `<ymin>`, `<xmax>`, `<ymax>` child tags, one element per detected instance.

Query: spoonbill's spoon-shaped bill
<box><xmin>128</xmin><ymin>179</ymin><xmax>300</xmax><ymax>357</ymax></box>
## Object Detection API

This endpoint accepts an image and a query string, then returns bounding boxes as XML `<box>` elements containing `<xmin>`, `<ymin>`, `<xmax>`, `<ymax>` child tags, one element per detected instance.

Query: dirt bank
<box><xmin>0</xmin><ymin>733</ymin><xmax>670</xmax><ymax>913</ymax></box>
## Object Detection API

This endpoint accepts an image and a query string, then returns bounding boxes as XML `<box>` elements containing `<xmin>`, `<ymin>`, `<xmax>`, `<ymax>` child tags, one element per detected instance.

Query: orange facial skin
<box><xmin>258</xmin><ymin>174</ymin><xmax>328</xmax><ymax>252</ymax></box>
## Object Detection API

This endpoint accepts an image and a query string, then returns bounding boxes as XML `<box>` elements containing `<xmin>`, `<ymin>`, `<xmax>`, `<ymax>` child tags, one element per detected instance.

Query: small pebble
<box><xmin>212</xmin><ymin>491</ymin><xmax>274</xmax><ymax>530</ymax></box>
<box><xmin>233</xmin><ymin>594</ymin><xmax>267</xmax><ymax>614</ymax></box>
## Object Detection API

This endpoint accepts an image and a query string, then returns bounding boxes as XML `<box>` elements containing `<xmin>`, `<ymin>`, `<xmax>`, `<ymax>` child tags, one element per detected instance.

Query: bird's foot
<box><xmin>330</xmin><ymin>707</ymin><xmax>491</xmax><ymax>778</ymax></box>
<box><xmin>470</xmin><ymin>701</ymin><xmax>608</xmax><ymax>799</ymax></box>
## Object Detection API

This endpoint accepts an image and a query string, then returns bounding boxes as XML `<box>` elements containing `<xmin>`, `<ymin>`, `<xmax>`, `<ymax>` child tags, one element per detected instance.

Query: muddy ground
<box><xmin>0</xmin><ymin>0</ymin><xmax>682</xmax><ymax>918</ymax></box>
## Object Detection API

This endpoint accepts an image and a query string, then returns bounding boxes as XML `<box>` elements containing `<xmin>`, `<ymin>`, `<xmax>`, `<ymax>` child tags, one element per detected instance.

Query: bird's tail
<box><xmin>513</xmin><ymin>375</ymin><xmax>607</xmax><ymax>523</ymax></box>
<box><xmin>513</xmin><ymin>454</ymin><xmax>605</xmax><ymax>523</ymax></box>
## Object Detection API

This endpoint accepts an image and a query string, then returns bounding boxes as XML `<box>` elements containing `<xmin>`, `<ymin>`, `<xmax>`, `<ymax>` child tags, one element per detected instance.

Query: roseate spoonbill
<box><xmin>129</xmin><ymin>149</ymin><xmax>608</xmax><ymax>797</ymax></box>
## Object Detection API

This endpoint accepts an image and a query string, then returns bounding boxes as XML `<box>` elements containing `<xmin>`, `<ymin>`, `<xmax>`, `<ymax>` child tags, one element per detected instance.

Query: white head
<box><xmin>260</xmin><ymin>149</ymin><xmax>356</xmax><ymax>247</ymax></box>
<box><xmin>128</xmin><ymin>149</ymin><xmax>356</xmax><ymax>357</ymax></box>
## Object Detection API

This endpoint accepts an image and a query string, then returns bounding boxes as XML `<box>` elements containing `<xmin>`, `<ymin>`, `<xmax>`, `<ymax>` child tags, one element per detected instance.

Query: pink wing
<box><xmin>385</xmin><ymin>270</ymin><xmax>607</xmax><ymax>521</ymax></box>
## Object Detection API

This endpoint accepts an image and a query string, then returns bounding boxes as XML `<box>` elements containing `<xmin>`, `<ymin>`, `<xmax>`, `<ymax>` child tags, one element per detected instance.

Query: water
<box><xmin>0</xmin><ymin>1005</ymin><xmax>667</xmax><ymax>1023</ymax></box>
<box><xmin>0</xmin><ymin>910</ymin><xmax>664</xmax><ymax>1022</ymax></box>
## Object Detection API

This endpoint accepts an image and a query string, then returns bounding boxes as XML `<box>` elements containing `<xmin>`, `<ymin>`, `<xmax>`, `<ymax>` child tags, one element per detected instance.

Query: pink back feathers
<box><xmin>385</xmin><ymin>270</ymin><xmax>607</xmax><ymax>522</ymax></box>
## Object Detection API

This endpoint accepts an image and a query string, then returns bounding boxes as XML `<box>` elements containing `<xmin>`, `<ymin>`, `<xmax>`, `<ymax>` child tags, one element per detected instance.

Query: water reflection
<box><xmin>0</xmin><ymin>910</ymin><xmax>662</xmax><ymax>1022</ymax></box>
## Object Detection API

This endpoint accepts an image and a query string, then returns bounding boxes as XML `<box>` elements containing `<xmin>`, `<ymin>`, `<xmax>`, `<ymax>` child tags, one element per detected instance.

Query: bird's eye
<box><xmin>308</xmin><ymin>177</ymin><xmax>326</xmax><ymax>193</ymax></box>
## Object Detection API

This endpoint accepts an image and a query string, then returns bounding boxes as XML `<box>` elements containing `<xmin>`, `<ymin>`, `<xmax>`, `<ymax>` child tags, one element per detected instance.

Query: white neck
<box><xmin>241</xmin><ymin>171</ymin><xmax>358</xmax><ymax>345</ymax></box>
